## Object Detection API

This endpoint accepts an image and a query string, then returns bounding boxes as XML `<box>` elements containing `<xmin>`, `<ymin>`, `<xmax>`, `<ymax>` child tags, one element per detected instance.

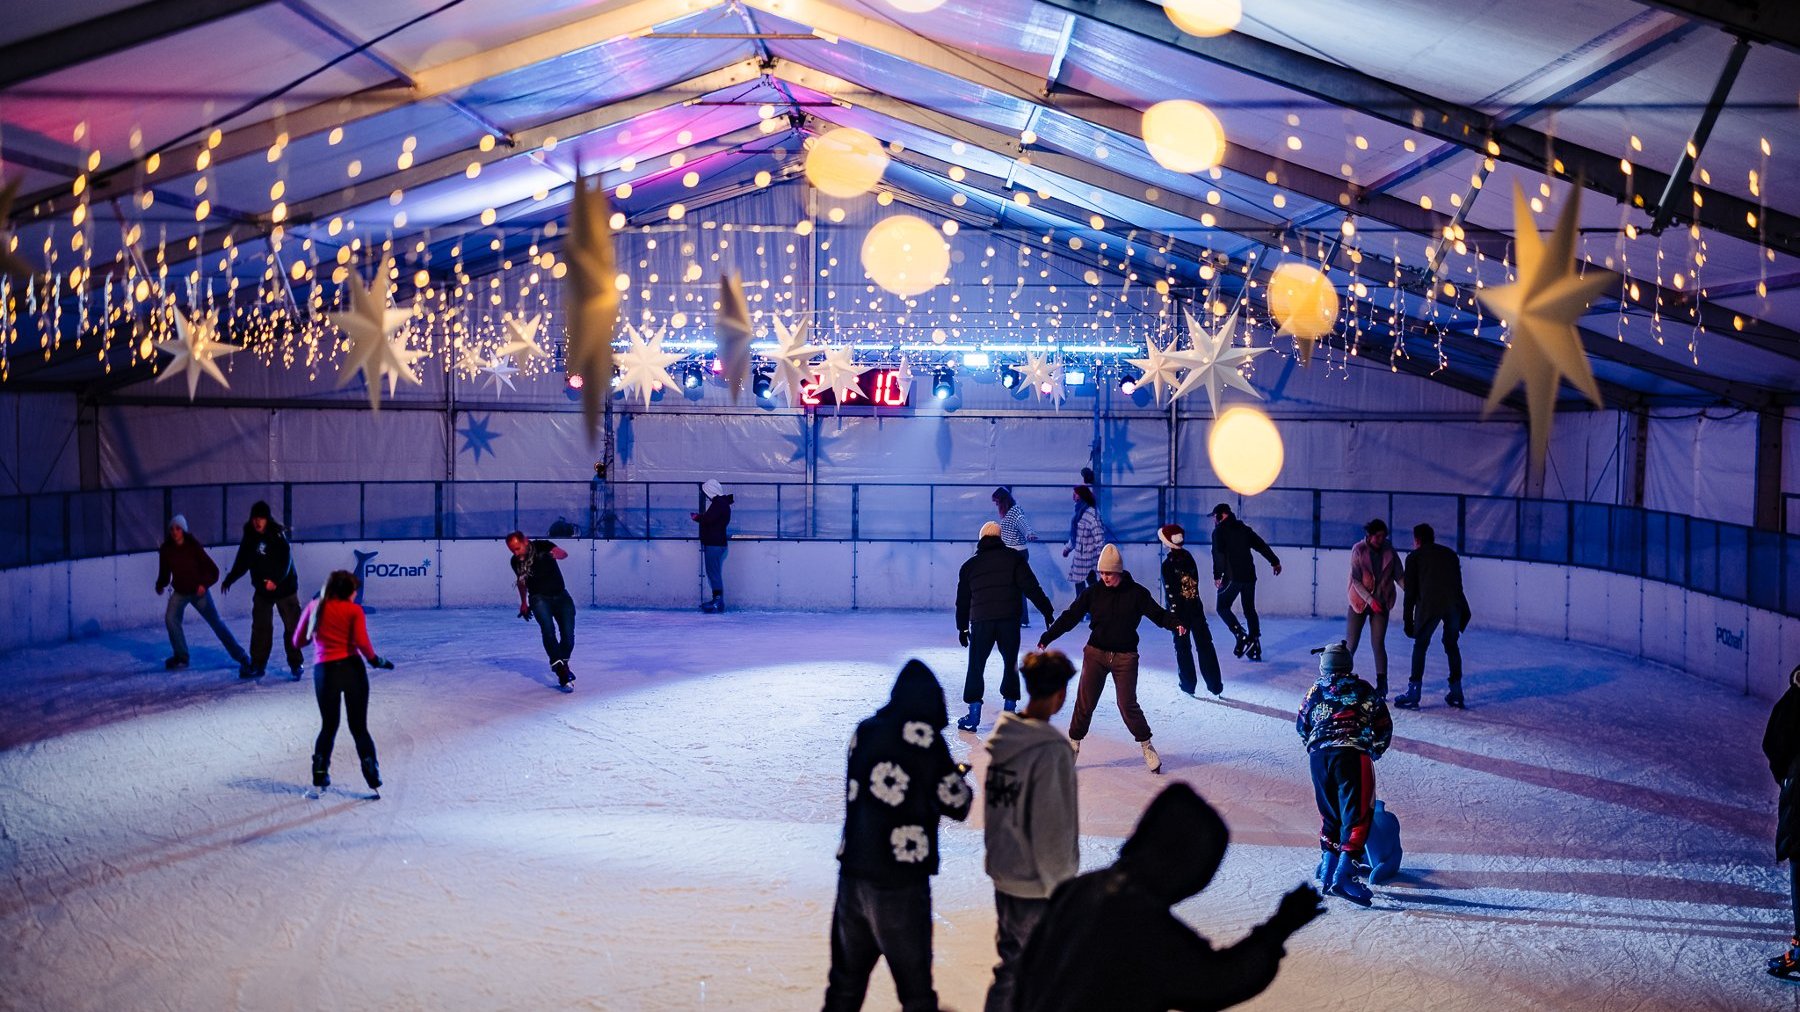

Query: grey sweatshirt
<box><xmin>983</xmin><ymin>711</ymin><xmax>1080</xmax><ymax>899</ymax></box>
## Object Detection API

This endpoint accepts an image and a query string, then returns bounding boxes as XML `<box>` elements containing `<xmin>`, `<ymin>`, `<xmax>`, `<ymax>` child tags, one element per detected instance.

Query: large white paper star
<box><xmin>812</xmin><ymin>346</ymin><xmax>867</xmax><ymax>404</ymax></box>
<box><xmin>769</xmin><ymin>314</ymin><xmax>824</xmax><ymax>404</ymax></box>
<box><xmin>496</xmin><ymin>313</ymin><xmax>550</xmax><ymax>372</ymax></box>
<box><xmin>1126</xmin><ymin>331</ymin><xmax>1185</xmax><ymax>405</ymax></box>
<box><xmin>614</xmin><ymin>322</ymin><xmax>682</xmax><ymax>407</ymax></box>
<box><xmin>716</xmin><ymin>273</ymin><xmax>754</xmax><ymax>401</ymax></box>
<box><xmin>564</xmin><ymin>176</ymin><xmax>620</xmax><ymax>437</ymax></box>
<box><xmin>154</xmin><ymin>309</ymin><xmax>241</xmax><ymax>400</ymax></box>
<box><xmin>481</xmin><ymin>355</ymin><xmax>519</xmax><ymax>394</ymax></box>
<box><xmin>1477</xmin><ymin>184</ymin><xmax>1612</xmax><ymax>477</ymax></box>
<box><xmin>330</xmin><ymin>258</ymin><xmax>419</xmax><ymax>411</ymax></box>
<box><xmin>1018</xmin><ymin>353</ymin><xmax>1056</xmax><ymax>400</ymax></box>
<box><xmin>1168</xmin><ymin>306</ymin><xmax>1267</xmax><ymax>415</ymax></box>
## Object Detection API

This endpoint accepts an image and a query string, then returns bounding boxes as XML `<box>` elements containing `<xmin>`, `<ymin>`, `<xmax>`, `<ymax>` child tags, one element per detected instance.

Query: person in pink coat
<box><xmin>1345</xmin><ymin>519</ymin><xmax>1400</xmax><ymax>697</ymax></box>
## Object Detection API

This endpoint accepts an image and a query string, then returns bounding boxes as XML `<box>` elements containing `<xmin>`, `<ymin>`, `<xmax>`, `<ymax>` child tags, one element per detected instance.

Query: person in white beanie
<box><xmin>691</xmin><ymin>479</ymin><xmax>734</xmax><ymax>613</ymax></box>
<box><xmin>955</xmin><ymin>521</ymin><xmax>1057</xmax><ymax>732</ymax></box>
<box><xmin>155</xmin><ymin>513</ymin><xmax>252</xmax><ymax>676</ymax></box>
<box><xmin>1039</xmin><ymin>544</ymin><xmax>1186</xmax><ymax>772</ymax></box>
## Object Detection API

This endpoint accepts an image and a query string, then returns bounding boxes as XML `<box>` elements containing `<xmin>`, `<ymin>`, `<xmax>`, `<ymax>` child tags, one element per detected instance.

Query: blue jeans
<box><xmin>165</xmin><ymin>590</ymin><xmax>248</xmax><ymax>665</ymax></box>
<box><xmin>823</xmin><ymin>874</ymin><xmax>936</xmax><ymax>1012</ymax></box>
<box><xmin>703</xmin><ymin>544</ymin><xmax>728</xmax><ymax>595</ymax></box>
<box><xmin>529</xmin><ymin>591</ymin><xmax>576</xmax><ymax>664</ymax></box>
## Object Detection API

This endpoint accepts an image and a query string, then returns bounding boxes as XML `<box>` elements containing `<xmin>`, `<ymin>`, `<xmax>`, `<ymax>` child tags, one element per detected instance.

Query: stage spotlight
<box><xmin>681</xmin><ymin>363</ymin><xmax>704</xmax><ymax>390</ymax></box>
<box><xmin>1000</xmin><ymin>367</ymin><xmax>1020</xmax><ymax>390</ymax></box>
<box><xmin>1118</xmin><ymin>371</ymin><xmax>1139</xmax><ymax>395</ymax></box>
<box><xmin>566</xmin><ymin>373</ymin><xmax>585</xmax><ymax>390</ymax></box>
<box><xmin>932</xmin><ymin>369</ymin><xmax>956</xmax><ymax>400</ymax></box>
<box><xmin>752</xmin><ymin>367</ymin><xmax>774</xmax><ymax>399</ymax></box>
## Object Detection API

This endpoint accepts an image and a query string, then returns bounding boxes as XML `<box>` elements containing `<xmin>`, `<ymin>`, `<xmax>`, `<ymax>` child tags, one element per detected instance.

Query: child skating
<box><xmin>1296</xmin><ymin>641</ymin><xmax>1392</xmax><ymax>906</ymax></box>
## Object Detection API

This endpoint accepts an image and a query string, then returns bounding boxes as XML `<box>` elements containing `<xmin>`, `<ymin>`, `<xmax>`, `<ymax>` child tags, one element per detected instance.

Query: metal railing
<box><xmin>2</xmin><ymin>480</ymin><xmax>1795</xmax><ymax>617</ymax></box>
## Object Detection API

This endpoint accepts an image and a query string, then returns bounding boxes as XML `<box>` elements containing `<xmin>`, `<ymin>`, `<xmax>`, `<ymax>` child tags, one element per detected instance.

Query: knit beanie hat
<box><xmin>1210</xmin><ymin>502</ymin><xmax>1233</xmax><ymax>519</ymax></box>
<box><xmin>1317</xmin><ymin>640</ymin><xmax>1352</xmax><ymax>676</ymax></box>
<box><xmin>979</xmin><ymin>521</ymin><xmax>1002</xmax><ymax>539</ymax></box>
<box><xmin>1096</xmin><ymin>544</ymin><xmax>1124</xmax><ymax>574</ymax></box>
<box><xmin>250</xmin><ymin>500</ymin><xmax>273</xmax><ymax>520</ymax></box>
<box><xmin>1158</xmin><ymin>523</ymin><xmax>1185</xmax><ymax>550</ymax></box>
<box><xmin>702</xmin><ymin>479</ymin><xmax>724</xmax><ymax>498</ymax></box>
<box><xmin>169</xmin><ymin>513</ymin><xmax>189</xmax><ymax>533</ymax></box>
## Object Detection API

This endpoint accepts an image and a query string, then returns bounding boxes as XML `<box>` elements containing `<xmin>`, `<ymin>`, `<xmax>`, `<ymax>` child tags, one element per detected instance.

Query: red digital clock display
<box><xmin>801</xmin><ymin>370</ymin><xmax>911</xmax><ymax>407</ymax></box>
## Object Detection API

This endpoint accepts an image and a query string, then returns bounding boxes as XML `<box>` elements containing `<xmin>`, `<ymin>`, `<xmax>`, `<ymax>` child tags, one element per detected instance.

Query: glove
<box><xmin>518</xmin><ymin>604</ymin><xmax>530</xmax><ymax>620</ymax></box>
<box><xmin>369</xmin><ymin>656</ymin><xmax>395</xmax><ymax>670</ymax></box>
<box><xmin>1266</xmin><ymin>884</ymin><xmax>1326</xmax><ymax>938</ymax></box>
<box><xmin>958</xmin><ymin>629</ymin><xmax>970</xmax><ymax>648</ymax></box>
<box><xmin>1036</xmin><ymin>640</ymin><xmax>1048</xmax><ymax>651</ymax></box>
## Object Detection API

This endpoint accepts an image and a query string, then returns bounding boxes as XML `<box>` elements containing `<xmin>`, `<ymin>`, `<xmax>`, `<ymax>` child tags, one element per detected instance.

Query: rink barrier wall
<box><xmin>4</xmin><ymin>539</ymin><xmax>1795</xmax><ymax>703</ymax></box>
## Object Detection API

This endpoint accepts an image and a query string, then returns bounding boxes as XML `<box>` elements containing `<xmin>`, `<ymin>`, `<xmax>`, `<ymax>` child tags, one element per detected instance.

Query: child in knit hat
<box><xmin>1296</xmin><ymin>640</ymin><xmax>1392</xmax><ymax>906</ymax></box>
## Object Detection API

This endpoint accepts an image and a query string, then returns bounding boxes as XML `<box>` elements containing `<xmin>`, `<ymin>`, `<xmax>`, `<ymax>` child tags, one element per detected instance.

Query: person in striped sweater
<box><xmin>992</xmin><ymin>487</ymin><xmax>1042</xmax><ymax>628</ymax></box>
<box><xmin>1062</xmin><ymin>486</ymin><xmax>1106</xmax><ymax>594</ymax></box>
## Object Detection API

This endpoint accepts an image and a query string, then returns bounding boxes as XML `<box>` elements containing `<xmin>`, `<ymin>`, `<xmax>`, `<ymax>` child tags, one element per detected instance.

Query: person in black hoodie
<box><xmin>1209</xmin><ymin>503</ymin><xmax>1281</xmax><ymax>662</ymax></box>
<box><xmin>1763</xmin><ymin>663</ymin><xmax>1800</xmax><ymax>979</ymax></box>
<box><xmin>690</xmin><ymin>478</ymin><xmax>733</xmax><ymax>613</ymax></box>
<box><xmin>1039</xmin><ymin>544</ymin><xmax>1185</xmax><ymax>773</ymax></box>
<box><xmin>824</xmin><ymin>659</ymin><xmax>973</xmax><ymax>1012</ymax></box>
<box><xmin>221</xmin><ymin>500</ymin><xmax>304</xmax><ymax>680</ymax></box>
<box><xmin>1398</xmin><ymin>522</ymin><xmax>1472</xmax><ymax>710</ymax></box>
<box><xmin>1159</xmin><ymin>523</ymin><xmax>1223</xmax><ymax>697</ymax></box>
<box><xmin>956</xmin><ymin>521</ymin><xmax>1057</xmax><ymax>732</ymax></box>
<box><xmin>1013</xmin><ymin>783</ymin><xmax>1323</xmax><ymax>1012</ymax></box>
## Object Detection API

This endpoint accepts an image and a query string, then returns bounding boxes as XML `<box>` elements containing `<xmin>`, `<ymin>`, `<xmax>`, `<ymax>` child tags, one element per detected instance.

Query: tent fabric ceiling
<box><xmin>1</xmin><ymin>0</ymin><xmax>1796</xmax><ymax>408</ymax></box>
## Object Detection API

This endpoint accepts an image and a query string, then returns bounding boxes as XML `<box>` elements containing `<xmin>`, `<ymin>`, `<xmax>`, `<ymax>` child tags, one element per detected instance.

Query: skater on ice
<box><xmin>155</xmin><ymin>514</ymin><xmax>253</xmax><ymax>677</ymax></box>
<box><xmin>1296</xmin><ymin>640</ymin><xmax>1392</xmax><ymax>907</ymax></box>
<box><xmin>991</xmin><ymin>486</ymin><xmax>1042</xmax><ymax>627</ymax></box>
<box><xmin>1345</xmin><ymin>518</ymin><xmax>1400</xmax><ymax>697</ymax></box>
<box><xmin>1399</xmin><ymin>522</ymin><xmax>1471</xmax><ymax>710</ymax></box>
<box><xmin>506</xmin><ymin>530</ymin><xmax>577</xmax><ymax>689</ymax></box>
<box><xmin>1208</xmin><ymin>503</ymin><xmax>1281</xmax><ymax>662</ymax></box>
<box><xmin>981</xmin><ymin>649</ymin><xmax>1079</xmax><ymax>1012</ymax></box>
<box><xmin>955</xmin><ymin>520</ymin><xmax>1056</xmax><ymax>732</ymax></box>
<box><xmin>1039</xmin><ymin>544</ymin><xmax>1185</xmax><ymax>772</ymax></box>
<box><xmin>690</xmin><ymin>478</ymin><xmax>733</xmax><ymax>613</ymax></box>
<box><xmin>1013</xmin><ymin>783</ymin><xmax>1324</xmax><ymax>1012</ymax></box>
<box><xmin>1062</xmin><ymin>485</ymin><xmax>1105</xmax><ymax>594</ymax></box>
<box><xmin>823</xmin><ymin>659</ymin><xmax>973</xmax><ymax>1012</ymax></box>
<box><xmin>220</xmin><ymin>500</ymin><xmax>305</xmax><ymax>681</ymax></box>
<box><xmin>293</xmin><ymin>570</ymin><xmax>393</xmax><ymax>799</ymax></box>
<box><xmin>1762</xmin><ymin>663</ymin><xmax>1800</xmax><ymax>980</ymax></box>
<box><xmin>1158</xmin><ymin>523</ymin><xmax>1224</xmax><ymax>697</ymax></box>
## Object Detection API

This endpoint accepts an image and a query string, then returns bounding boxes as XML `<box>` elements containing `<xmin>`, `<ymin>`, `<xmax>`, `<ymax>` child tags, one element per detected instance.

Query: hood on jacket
<box><xmin>977</xmin><ymin>534</ymin><xmax>1007</xmax><ymax>551</ymax></box>
<box><xmin>875</xmin><ymin>659</ymin><xmax>949</xmax><ymax>730</ymax></box>
<box><xmin>985</xmin><ymin>711</ymin><xmax>1067</xmax><ymax>765</ymax></box>
<box><xmin>1116</xmin><ymin>783</ymin><xmax>1229</xmax><ymax>904</ymax></box>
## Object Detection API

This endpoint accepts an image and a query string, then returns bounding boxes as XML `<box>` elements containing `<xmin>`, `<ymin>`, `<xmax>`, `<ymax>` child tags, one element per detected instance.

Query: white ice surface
<box><xmin>1</xmin><ymin>609</ymin><xmax>1795</xmax><ymax>1011</ymax></box>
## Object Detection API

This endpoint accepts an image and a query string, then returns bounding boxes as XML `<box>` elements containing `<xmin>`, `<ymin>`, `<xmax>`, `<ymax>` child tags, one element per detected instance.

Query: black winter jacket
<box><xmin>957</xmin><ymin>536</ymin><xmax>1055</xmax><ymax>629</ymax></box>
<box><xmin>837</xmin><ymin>660</ymin><xmax>973</xmax><ymax>884</ymax></box>
<box><xmin>1210</xmin><ymin>517</ymin><xmax>1279</xmax><ymax>584</ymax></box>
<box><xmin>1015</xmin><ymin>784</ymin><xmax>1292</xmax><ymax>1012</ymax></box>
<box><xmin>1161</xmin><ymin>547</ymin><xmax>1205</xmax><ymax>613</ymax></box>
<box><xmin>694</xmin><ymin>494</ymin><xmax>733</xmax><ymax>547</ymax></box>
<box><xmin>222</xmin><ymin>520</ymin><xmax>299</xmax><ymax>600</ymax></box>
<box><xmin>1041</xmin><ymin>572</ymin><xmax>1179</xmax><ymax>654</ymax></box>
<box><xmin>1764</xmin><ymin>672</ymin><xmax>1800</xmax><ymax>861</ymax></box>
<box><xmin>1402</xmin><ymin>542</ymin><xmax>1468</xmax><ymax>627</ymax></box>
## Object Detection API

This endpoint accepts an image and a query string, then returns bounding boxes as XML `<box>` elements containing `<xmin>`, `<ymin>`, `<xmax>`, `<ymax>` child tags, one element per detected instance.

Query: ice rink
<box><xmin>1</xmin><ymin>607</ymin><xmax>1792</xmax><ymax>1011</ymax></box>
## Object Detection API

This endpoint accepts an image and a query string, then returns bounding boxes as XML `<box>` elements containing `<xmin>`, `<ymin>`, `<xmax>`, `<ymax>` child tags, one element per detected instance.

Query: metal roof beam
<box><xmin>0</xmin><ymin>0</ymin><xmax>278</xmax><ymax>89</ymax></box>
<box><xmin>1633</xmin><ymin>0</ymin><xmax>1800</xmax><ymax>53</ymax></box>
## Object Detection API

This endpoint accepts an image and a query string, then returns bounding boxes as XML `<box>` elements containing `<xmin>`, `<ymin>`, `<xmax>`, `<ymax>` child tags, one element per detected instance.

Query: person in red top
<box><xmin>155</xmin><ymin>514</ymin><xmax>252</xmax><ymax>676</ymax></box>
<box><xmin>293</xmin><ymin>570</ymin><xmax>393</xmax><ymax>798</ymax></box>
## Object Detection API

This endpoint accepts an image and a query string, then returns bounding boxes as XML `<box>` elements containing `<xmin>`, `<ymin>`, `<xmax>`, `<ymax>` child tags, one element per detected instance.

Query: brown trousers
<box><xmin>1067</xmin><ymin>645</ymin><xmax>1153</xmax><ymax>742</ymax></box>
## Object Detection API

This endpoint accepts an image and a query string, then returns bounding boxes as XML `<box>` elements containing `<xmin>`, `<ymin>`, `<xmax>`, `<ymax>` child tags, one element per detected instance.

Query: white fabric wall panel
<box><xmin>1176</xmin><ymin>417</ymin><xmax>1526</xmax><ymax>494</ymax></box>
<box><xmin>1785</xmin><ymin>408</ymin><xmax>1799</xmax><ymax>531</ymax></box>
<box><xmin>1543</xmin><ymin>410</ymin><xmax>1628</xmax><ymax>503</ymax></box>
<box><xmin>613</xmin><ymin>411</ymin><xmax>809</xmax><ymax>483</ymax></box>
<box><xmin>102</xmin><ymin>405</ymin><xmax>274</xmax><ymax>486</ymax></box>
<box><xmin>0</xmin><ymin>393</ymin><xmax>81</xmax><ymax>494</ymax></box>
<box><xmin>270</xmin><ymin>410</ymin><xmax>448</xmax><ymax>482</ymax></box>
<box><xmin>1644</xmin><ymin>410</ymin><xmax>1756</xmax><ymax>524</ymax></box>
<box><xmin>449</xmin><ymin>409</ymin><xmax>598</xmax><ymax>480</ymax></box>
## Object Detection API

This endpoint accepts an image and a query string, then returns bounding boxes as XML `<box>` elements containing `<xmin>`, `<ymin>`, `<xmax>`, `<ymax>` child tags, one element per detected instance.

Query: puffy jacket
<box><xmin>156</xmin><ymin>536</ymin><xmax>220</xmax><ymax>596</ymax></box>
<box><xmin>1015</xmin><ymin>784</ymin><xmax>1293</xmax><ymax>1012</ymax></box>
<box><xmin>984</xmin><ymin>712</ymin><xmax>1079</xmax><ymax>900</ymax></box>
<box><xmin>1347</xmin><ymin>538</ymin><xmax>1398</xmax><ymax>613</ymax></box>
<box><xmin>836</xmin><ymin>660</ymin><xmax>973</xmax><ymax>884</ymax></box>
<box><xmin>1296</xmin><ymin>673</ymin><xmax>1393</xmax><ymax>757</ymax></box>
<box><xmin>222</xmin><ymin>520</ymin><xmax>299</xmax><ymax>600</ymax></box>
<box><xmin>694</xmin><ymin>494</ymin><xmax>732</xmax><ymax>547</ymax></box>
<box><xmin>957</xmin><ymin>536</ymin><xmax>1054</xmax><ymax>628</ymax></box>
<box><xmin>1041</xmin><ymin>572</ymin><xmax>1179</xmax><ymax>654</ymax></box>
<box><xmin>1211</xmin><ymin>517</ymin><xmax>1280</xmax><ymax>583</ymax></box>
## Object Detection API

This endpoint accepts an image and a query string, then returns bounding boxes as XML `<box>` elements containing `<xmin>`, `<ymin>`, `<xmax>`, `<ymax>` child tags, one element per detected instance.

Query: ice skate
<box><xmin>1229</xmin><ymin>628</ymin><xmax>1248</xmax><ymax>658</ymax></box>
<box><xmin>241</xmin><ymin>666</ymin><xmax>263</xmax><ymax>680</ymax></box>
<box><xmin>1070</xmin><ymin>738</ymin><xmax>1081</xmax><ymax>757</ymax></box>
<box><xmin>699</xmin><ymin>596</ymin><xmax>719</xmax><ymax>613</ymax></box>
<box><xmin>1444</xmin><ymin>683</ymin><xmax>1465</xmax><ymax>708</ymax></box>
<box><xmin>164</xmin><ymin>655</ymin><xmax>189</xmax><ymax>670</ymax></box>
<box><xmin>1002</xmin><ymin>698</ymin><xmax>1017</xmax><ymax>713</ymax></box>
<box><xmin>1328</xmin><ymin>850</ymin><xmax>1374</xmax><ymax>907</ymax></box>
<box><xmin>1140</xmin><ymin>739</ymin><xmax>1161</xmax><ymax>773</ymax></box>
<box><xmin>1393</xmin><ymin>683</ymin><xmax>1422</xmax><ymax>710</ymax></box>
<box><xmin>311</xmin><ymin>755</ymin><xmax>330</xmax><ymax>796</ymax></box>
<box><xmin>1245</xmin><ymin>636</ymin><xmax>1262</xmax><ymax>662</ymax></box>
<box><xmin>361</xmin><ymin>758</ymin><xmax>382</xmax><ymax>799</ymax></box>
<box><xmin>289</xmin><ymin>666</ymin><xmax>303</xmax><ymax>682</ymax></box>
<box><xmin>1767</xmin><ymin>938</ymin><xmax>1800</xmax><ymax>980</ymax></box>
<box><xmin>955</xmin><ymin>702</ymin><xmax>981</xmax><ymax>733</ymax></box>
<box><xmin>1315</xmin><ymin>850</ymin><xmax>1333</xmax><ymax>886</ymax></box>
<box><xmin>552</xmin><ymin>658</ymin><xmax>575</xmax><ymax>690</ymax></box>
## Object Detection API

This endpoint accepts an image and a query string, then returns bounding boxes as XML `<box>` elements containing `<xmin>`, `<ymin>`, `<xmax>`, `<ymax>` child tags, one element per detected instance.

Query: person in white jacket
<box><xmin>982</xmin><ymin>650</ymin><xmax>1080</xmax><ymax>1012</ymax></box>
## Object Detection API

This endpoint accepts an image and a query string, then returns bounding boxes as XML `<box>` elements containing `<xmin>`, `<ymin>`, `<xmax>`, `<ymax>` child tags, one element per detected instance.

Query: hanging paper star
<box><xmin>564</xmin><ymin>176</ymin><xmax>620</xmax><ymax>438</ymax></box>
<box><xmin>1477</xmin><ymin>184</ymin><xmax>1611</xmax><ymax>478</ymax></box>
<box><xmin>0</xmin><ymin>178</ymin><xmax>41</xmax><ymax>282</ymax></box>
<box><xmin>812</xmin><ymin>346</ymin><xmax>867</xmax><ymax>403</ymax></box>
<box><xmin>716</xmin><ymin>273</ymin><xmax>754</xmax><ymax>401</ymax></box>
<box><xmin>1126</xmin><ymin>331</ymin><xmax>1184</xmax><ymax>405</ymax></box>
<box><xmin>496</xmin><ymin>313</ymin><xmax>550</xmax><ymax>372</ymax></box>
<box><xmin>892</xmin><ymin>355</ymin><xmax>916</xmax><ymax>400</ymax></box>
<box><xmin>481</xmin><ymin>355</ymin><xmax>519</xmax><ymax>394</ymax></box>
<box><xmin>614</xmin><ymin>322</ymin><xmax>682</xmax><ymax>407</ymax></box>
<box><xmin>154</xmin><ymin>309</ymin><xmax>242</xmax><ymax>400</ymax></box>
<box><xmin>330</xmin><ymin>258</ymin><xmax>419</xmax><ymax>411</ymax></box>
<box><xmin>1168</xmin><ymin>306</ymin><xmax>1268</xmax><ymax>415</ymax></box>
<box><xmin>1018</xmin><ymin>353</ymin><xmax>1056</xmax><ymax>400</ymax></box>
<box><xmin>1045</xmin><ymin>359</ymin><xmax>1069</xmax><ymax>409</ymax></box>
<box><xmin>769</xmin><ymin>314</ymin><xmax>824</xmax><ymax>404</ymax></box>
<box><xmin>457</xmin><ymin>413</ymin><xmax>503</xmax><ymax>462</ymax></box>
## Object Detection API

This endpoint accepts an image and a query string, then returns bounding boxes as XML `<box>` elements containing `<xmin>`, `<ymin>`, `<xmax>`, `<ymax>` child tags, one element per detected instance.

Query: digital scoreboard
<box><xmin>799</xmin><ymin>369</ymin><xmax>911</xmax><ymax>407</ymax></box>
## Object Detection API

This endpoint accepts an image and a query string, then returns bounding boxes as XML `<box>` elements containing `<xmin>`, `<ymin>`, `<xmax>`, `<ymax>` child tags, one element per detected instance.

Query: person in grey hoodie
<box><xmin>982</xmin><ymin>650</ymin><xmax>1080</xmax><ymax>1012</ymax></box>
